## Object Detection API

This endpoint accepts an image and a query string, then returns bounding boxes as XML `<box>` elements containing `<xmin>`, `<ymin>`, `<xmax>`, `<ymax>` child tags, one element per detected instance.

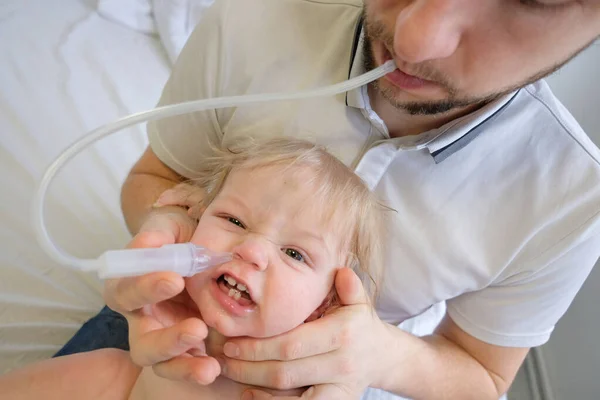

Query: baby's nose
<box><xmin>232</xmin><ymin>236</ymin><xmax>270</xmax><ymax>271</ymax></box>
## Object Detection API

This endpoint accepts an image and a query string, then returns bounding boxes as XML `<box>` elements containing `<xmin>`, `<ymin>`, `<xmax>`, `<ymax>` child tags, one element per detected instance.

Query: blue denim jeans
<box><xmin>53</xmin><ymin>306</ymin><xmax>130</xmax><ymax>357</ymax></box>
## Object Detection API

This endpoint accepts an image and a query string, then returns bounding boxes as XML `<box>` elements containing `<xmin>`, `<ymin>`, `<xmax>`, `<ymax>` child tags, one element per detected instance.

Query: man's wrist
<box><xmin>370</xmin><ymin>323</ymin><xmax>426</xmax><ymax>393</ymax></box>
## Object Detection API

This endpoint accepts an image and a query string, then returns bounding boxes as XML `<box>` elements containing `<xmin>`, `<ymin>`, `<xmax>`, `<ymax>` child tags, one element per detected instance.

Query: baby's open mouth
<box><xmin>217</xmin><ymin>274</ymin><xmax>254</xmax><ymax>306</ymax></box>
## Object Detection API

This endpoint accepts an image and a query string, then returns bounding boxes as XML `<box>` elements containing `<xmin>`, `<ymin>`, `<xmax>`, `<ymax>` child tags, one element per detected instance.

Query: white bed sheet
<box><xmin>0</xmin><ymin>0</ymin><xmax>170</xmax><ymax>373</ymax></box>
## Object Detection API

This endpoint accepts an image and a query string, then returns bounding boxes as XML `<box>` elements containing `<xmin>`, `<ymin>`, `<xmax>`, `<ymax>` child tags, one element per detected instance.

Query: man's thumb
<box><xmin>335</xmin><ymin>267</ymin><xmax>368</xmax><ymax>306</ymax></box>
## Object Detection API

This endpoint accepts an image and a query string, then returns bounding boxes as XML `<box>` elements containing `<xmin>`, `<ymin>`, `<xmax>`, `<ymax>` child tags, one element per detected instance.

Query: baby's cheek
<box><xmin>190</xmin><ymin>224</ymin><xmax>230</xmax><ymax>253</ymax></box>
<box><xmin>264</xmin><ymin>287</ymin><xmax>320</xmax><ymax>334</ymax></box>
<box><xmin>184</xmin><ymin>273</ymin><xmax>210</xmax><ymax>302</ymax></box>
<box><xmin>189</xmin><ymin>227</ymin><xmax>208</xmax><ymax>245</ymax></box>
<box><xmin>190</xmin><ymin>232</ymin><xmax>220</xmax><ymax>252</ymax></box>
<box><xmin>185</xmin><ymin>277</ymin><xmax>226</xmax><ymax>330</ymax></box>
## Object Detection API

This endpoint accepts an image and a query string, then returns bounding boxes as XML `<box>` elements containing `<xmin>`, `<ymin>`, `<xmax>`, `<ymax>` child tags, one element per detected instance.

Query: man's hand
<box><xmin>224</xmin><ymin>266</ymin><xmax>529</xmax><ymax>400</ymax></box>
<box><xmin>153</xmin><ymin>182</ymin><xmax>206</xmax><ymax>220</ymax></box>
<box><xmin>219</xmin><ymin>268</ymin><xmax>397</xmax><ymax>400</ymax></box>
<box><xmin>104</xmin><ymin>197</ymin><xmax>221</xmax><ymax>385</ymax></box>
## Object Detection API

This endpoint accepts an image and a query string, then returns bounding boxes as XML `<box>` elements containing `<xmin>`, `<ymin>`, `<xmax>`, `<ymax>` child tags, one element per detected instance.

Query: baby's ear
<box><xmin>305</xmin><ymin>290</ymin><xmax>340</xmax><ymax>323</ymax></box>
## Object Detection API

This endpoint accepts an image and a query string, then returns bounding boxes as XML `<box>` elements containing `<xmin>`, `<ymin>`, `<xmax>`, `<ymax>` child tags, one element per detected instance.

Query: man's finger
<box><xmin>222</xmin><ymin>353</ymin><xmax>339</xmax><ymax>390</ymax></box>
<box><xmin>223</xmin><ymin>317</ymin><xmax>341</xmax><ymax>362</ymax></box>
<box><xmin>155</xmin><ymin>182</ymin><xmax>204</xmax><ymax>208</ymax></box>
<box><xmin>242</xmin><ymin>384</ymin><xmax>352</xmax><ymax>400</ymax></box>
<box><xmin>153</xmin><ymin>354</ymin><xmax>221</xmax><ymax>385</ymax></box>
<box><xmin>187</xmin><ymin>204</ymin><xmax>205</xmax><ymax>220</ymax></box>
<box><xmin>335</xmin><ymin>267</ymin><xmax>368</xmax><ymax>306</ymax></box>
<box><xmin>130</xmin><ymin>317</ymin><xmax>208</xmax><ymax>366</ymax></box>
<box><xmin>103</xmin><ymin>230</ymin><xmax>183</xmax><ymax>312</ymax></box>
<box><xmin>104</xmin><ymin>271</ymin><xmax>185</xmax><ymax>313</ymax></box>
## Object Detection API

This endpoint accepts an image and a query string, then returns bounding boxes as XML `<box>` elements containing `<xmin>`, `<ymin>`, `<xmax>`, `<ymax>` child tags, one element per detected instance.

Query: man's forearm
<box><xmin>121</xmin><ymin>146</ymin><xmax>186</xmax><ymax>235</ymax></box>
<box><xmin>375</xmin><ymin>326</ymin><xmax>502</xmax><ymax>400</ymax></box>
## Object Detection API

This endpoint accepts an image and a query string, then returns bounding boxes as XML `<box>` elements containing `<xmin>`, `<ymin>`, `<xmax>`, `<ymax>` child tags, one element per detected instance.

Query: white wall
<box><xmin>546</xmin><ymin>41</ymin><xmax>600</xmax><ymax>144</ymax></box>
<box><xmin>536</xmin><ymin>41</ymin><xmax>600</xmax><ymax>400</ymax></box>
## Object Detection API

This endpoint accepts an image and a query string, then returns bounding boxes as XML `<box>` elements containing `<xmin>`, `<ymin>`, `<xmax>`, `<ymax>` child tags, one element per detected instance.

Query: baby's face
<box><xmin>185</xmin><ymin>165</ymin><xmax>347</xmax><ymax>338</ymax></box>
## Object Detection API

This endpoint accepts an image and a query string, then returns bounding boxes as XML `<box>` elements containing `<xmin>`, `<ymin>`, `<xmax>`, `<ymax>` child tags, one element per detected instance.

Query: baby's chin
<box><xmin>202</xmin><ymin>309</ymin><xmax>255</xmax><ymax>337</ymax></box>
<box><xmin>201</xmin><ymin>304</ymin><xmax>308</xmax><ymax>339</ymax></box>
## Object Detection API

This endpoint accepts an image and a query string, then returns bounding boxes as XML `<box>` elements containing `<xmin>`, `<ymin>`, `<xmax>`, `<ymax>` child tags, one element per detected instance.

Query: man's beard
<box><xmin>362</xmin><ymin>35</ymin><xmax>498</xmax><ymax>115</ymax></box>
<box><xmin>361</xmin><ymin>12</ymin><xmax>583</xmax><ymax>116</ymax></box>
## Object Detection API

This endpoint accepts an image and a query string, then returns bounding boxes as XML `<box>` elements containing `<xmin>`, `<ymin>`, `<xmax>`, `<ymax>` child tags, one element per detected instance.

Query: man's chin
<box><xmin>374</xmin><ymin>80</ymin><xmax>494</xmax><ymax>116</ymax></box>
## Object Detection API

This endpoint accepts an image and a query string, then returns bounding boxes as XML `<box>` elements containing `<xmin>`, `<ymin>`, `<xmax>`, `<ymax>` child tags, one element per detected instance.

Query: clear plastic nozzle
<box><xmin>95</xmin><ymin>243</ymin><xmax>232</xmax><ymax>279</ymax></box>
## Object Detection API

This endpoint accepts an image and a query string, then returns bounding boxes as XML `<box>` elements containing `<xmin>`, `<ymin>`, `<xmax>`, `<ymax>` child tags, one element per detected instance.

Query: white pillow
<box><xmin>97</xmin><ymin>0</ymin><xmax>157</xmax><ymax>34</ymax></box>
<box><xmin>152</xmin><ymin>0</ymin><xmax>216</xmax><ymax>63</ymax></box>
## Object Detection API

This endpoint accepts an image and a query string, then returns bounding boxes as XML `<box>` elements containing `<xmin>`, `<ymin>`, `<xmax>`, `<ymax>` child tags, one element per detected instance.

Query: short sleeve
<box><xmin>147</xmin><ymin>0</ymin><xmax>230</xmax><ymax>178</ymax></box>
<box><xmin>447</xmin><ymin>230</ymin><xmax>600</xmax><ymax>348</ymax></box>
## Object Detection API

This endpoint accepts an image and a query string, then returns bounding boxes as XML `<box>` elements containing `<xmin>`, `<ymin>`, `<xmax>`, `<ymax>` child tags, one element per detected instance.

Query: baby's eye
<box><xmin>227</xmin><ymin>217</ymin><xmax>245</xmax><ymax>229</ymax></box>
<box><xmin>283</xmin><ymin>248</ymin><xmax>304</xmax><ymax>263</ymax></box>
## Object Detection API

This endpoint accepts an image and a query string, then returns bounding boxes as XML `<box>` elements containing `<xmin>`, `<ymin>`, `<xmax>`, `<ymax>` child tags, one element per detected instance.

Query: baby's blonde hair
<box><xmin>192</xmin><ymin>137</ymin><xmax>386</xmax><ymax>303</ymax></box>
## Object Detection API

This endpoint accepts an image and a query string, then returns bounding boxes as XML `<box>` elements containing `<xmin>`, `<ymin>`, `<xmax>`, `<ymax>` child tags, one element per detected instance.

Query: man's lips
<box><xmin>381</xmin><ymin>47</ymin><xmax>435</xmax><ymax>90</ymax></box>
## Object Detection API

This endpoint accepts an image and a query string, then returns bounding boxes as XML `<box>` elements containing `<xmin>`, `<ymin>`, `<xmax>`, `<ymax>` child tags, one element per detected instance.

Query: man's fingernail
<box><xmin>241</xmin><ymin>391</ymin><xmax>253</xmax><ymax>400</ymax></box>
<box><xmin>223</xmin><ymin>342</ymin><xmax>240</xmax><ymax>358</ymax></box>
<box><xmin>157</xmin><ymin>280</ymin><xmax>178</xmax><ymax>297</ymax></box>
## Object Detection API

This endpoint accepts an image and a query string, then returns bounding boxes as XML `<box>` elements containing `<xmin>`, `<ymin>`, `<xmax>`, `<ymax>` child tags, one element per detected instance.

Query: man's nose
<box><xmin>393</xmin><ymin>0</ymin><xmax>466</xmax><ymax>64</ymax></box>
<box><xmin>232</xmin><ymin>236</ymin><xmax>269</xmax><ymax>271</ymax></box>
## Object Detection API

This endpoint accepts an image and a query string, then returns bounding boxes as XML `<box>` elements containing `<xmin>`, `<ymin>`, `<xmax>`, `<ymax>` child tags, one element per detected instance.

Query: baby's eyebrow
<box><xmin>292</xmin><ymin>228</ymin><xmax>335</xmax><ymax>260</ymax></box>
<box><xmin>218</xmin><ymin>194</ymin><xmax>251</xmax><ymax>215</ymax></box>
<box><xmin>295</xmin><ymin>229</ymin><xmax>325</xmax><ymax>245</ymax></box>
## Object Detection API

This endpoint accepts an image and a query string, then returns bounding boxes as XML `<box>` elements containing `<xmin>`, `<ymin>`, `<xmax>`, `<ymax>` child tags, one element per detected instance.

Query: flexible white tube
<box><xmin>31</xmin><ymin>60</ymin><xmax>397</xmax><ymax>274</ymax></box>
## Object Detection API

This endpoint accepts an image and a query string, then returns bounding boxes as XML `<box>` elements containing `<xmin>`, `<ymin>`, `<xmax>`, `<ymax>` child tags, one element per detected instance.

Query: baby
<box><xmin>0</xmin><ymin>137</ymin><xmax>385</xmax><ymax>400</ymax></box>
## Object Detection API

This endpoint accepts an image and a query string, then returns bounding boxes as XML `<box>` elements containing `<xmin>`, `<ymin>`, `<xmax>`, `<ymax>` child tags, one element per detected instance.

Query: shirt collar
<box><xmin>345</xmin><ymin>16</ymin><xmax>366</xmax><ymax>109</ymax></box>
<box><xmin>425</xmin><ymin>90</ymin><xmax>520</xmax><ymax>163</ymax></box>
<box><xmin>344</xmin><ymin>17</ymin><xmax>520</xmax><ymax>162</ymax></box>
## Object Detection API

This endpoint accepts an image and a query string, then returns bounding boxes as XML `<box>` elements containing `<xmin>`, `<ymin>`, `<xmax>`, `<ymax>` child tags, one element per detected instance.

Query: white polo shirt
<box><xmin>149</xmin><ymin>0</ymin><xmax>600</xmax><ymax>354</ymax></box>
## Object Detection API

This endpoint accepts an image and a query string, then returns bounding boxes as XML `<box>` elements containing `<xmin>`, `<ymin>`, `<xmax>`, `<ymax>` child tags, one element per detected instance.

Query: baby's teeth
<box><xmin>227</xmin><ymin>287</ymin><xmax>242</xmax><ymax>301</ymax></box>
<box><xmin>225</xmin><ymin>275</ymin><xmax>237</xmax><ymax>286</ymax></box>
<box><xmin>237</xmin><ymin>283</ymin><xmax>247</xmax><ymax>292</ymax></box>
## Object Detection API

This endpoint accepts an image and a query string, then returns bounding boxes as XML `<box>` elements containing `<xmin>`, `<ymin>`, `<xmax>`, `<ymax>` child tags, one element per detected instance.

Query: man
<box><xmin>61</xmin><ymin>0</ymin><xmax>600</xmax><ymax>399</ymax></box>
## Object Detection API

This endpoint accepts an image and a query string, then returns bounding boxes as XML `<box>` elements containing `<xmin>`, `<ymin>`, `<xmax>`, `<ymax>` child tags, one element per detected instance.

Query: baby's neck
<box><xmin>201</xmin><ymin>328</ymin><xmax>307</xmax><ymax>398</ymax></box>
